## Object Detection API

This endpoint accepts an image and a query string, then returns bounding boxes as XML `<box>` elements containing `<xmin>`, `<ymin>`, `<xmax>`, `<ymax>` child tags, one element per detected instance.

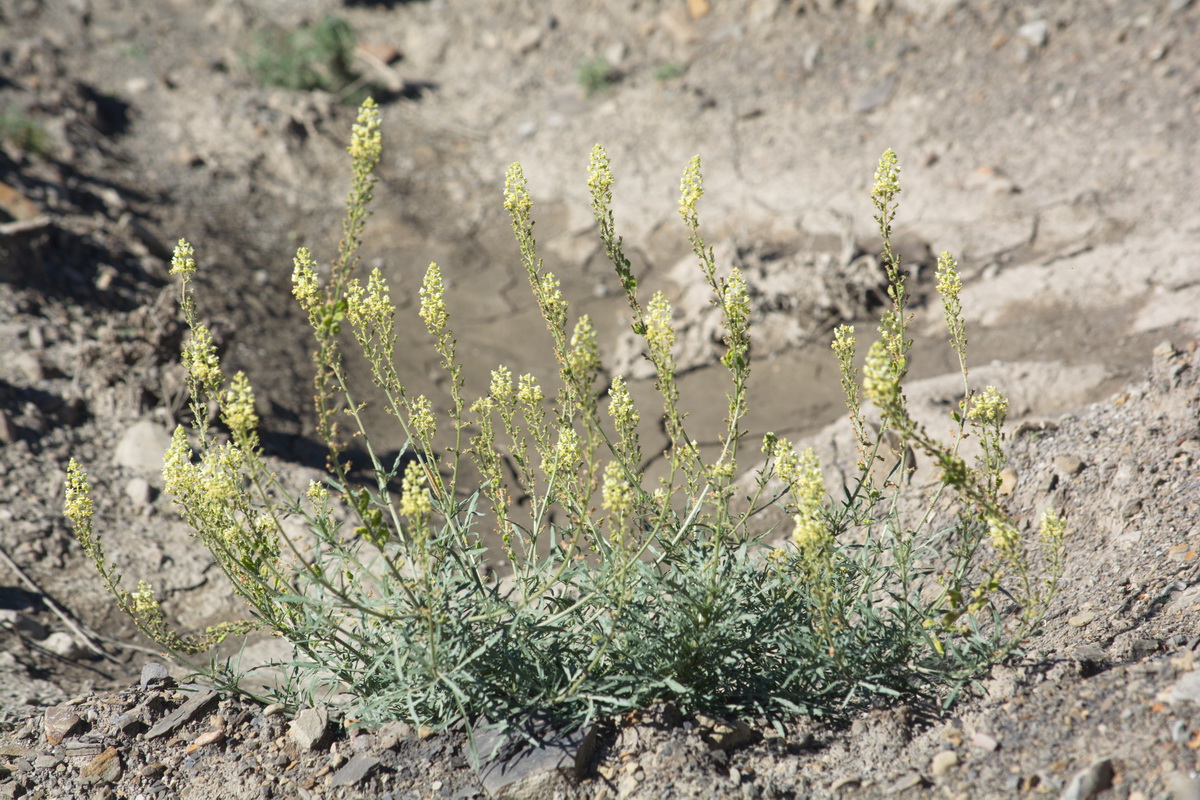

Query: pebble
<box><xmin>140</xmin><ymin>663</ymin><xmax>170</xmax><ymax>687</ymax></box>
<box><xmin>113</xmin><ymin>420</ymin><xmax>173</xmax><ymax>474</ymax></box>
<box><xmin>43</xmin><ymin>631</ymin><xmax>84</xmax><ymax>659</ymax></box>
<box><xmin>1053</xmin><ymin>455</ymin><xmax>1084</xmax><ymax>476</ymax></box>
<box><xmin>888</xmin><ymin>772</ymin><xmax>926</xmax><ymax>792</ymax></box>
<box><xmin>124</xmin><ymin>477</ymin><xmax>153</xmax><ymax>509</ymax></box>
<box><xmin>853</xmin><ymin>76</ymin><xmax>895</xmax><ymax>114</ymax></box>
<box><xmin>1018</xmin><ymin>20</ymin><xmax>1049</xmax><ymax>48</ymax></box>
<box><xmin>695</xmin><ymin>714</ymin><xmax>755</xmax><ymax>751</ymax></box>
<box><xmin>80</xmin><ymin>747</ymin><xmax>122</xmax><ymax>786</ymax></box>
<box><xmin>43</xmin><ymin>704</ymin><xmax>83</xmax><ymax>744</ymax></box>
<box><xmin>290</xmin><ymin>708</ymin><xmax>331</xmax><ymax>752</ymax></box>
<box><xmin>328</xmin><ymin>753</ymin><xmax>379</xmax><ymax>788</ymax></box>
<box><xmin>1167</xmin><ymin>670</ymin><xmax>1200</xmax><ymax>705</ymax></box>
<box><xmin>971</xmin><ymin>731</ymin><xmax>999</xmax><ymax>751</ymax></box>
<box><xmin>1060</xmin><ymin>758</ymin><xmax>1112</xmax><ymax>800</ymax></box>
<box><xmin>1067</xmin><ymin>611</ymin><xmax>1096</xmax><ymax>628</ymax></box>
<box><xmin>930</xmin><ymin>750</ymin><xmax>959</xmax><ymax>777</ymax></box>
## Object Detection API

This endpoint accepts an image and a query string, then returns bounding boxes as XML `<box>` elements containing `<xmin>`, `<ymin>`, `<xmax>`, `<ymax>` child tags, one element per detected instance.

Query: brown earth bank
<box><xmin>0</xmin><ymin>0</ymin><xmax>1198</xmax><ymax>798</ymax></box>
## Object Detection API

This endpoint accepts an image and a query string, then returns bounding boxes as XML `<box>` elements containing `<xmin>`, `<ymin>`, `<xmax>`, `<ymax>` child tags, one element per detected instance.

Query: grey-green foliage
<box><xmin>66</xmin><ymin>100</ymin><xmax>1065</xmax><ymax>741</ymax></box>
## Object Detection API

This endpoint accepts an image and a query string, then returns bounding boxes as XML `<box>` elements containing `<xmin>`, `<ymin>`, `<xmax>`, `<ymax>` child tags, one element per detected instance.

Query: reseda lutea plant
<box><xmin>65</xmin><ymin>98</ymin><xmax>1065</xmax><ymax>734</ymax></box>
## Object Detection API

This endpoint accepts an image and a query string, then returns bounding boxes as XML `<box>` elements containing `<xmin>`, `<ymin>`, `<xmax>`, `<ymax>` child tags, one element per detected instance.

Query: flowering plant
<box><xmin>66</xmin><ymin>100</ymin><xmax>1064</xmax><ymax>735</ymax></box>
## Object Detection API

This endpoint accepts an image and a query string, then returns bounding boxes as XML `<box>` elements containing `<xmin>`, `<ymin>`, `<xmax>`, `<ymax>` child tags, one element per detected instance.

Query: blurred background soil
<box><xmin>0</xmin><ymin>0</ymin><xmax>1198</xmax><ymax>797</ymax></box>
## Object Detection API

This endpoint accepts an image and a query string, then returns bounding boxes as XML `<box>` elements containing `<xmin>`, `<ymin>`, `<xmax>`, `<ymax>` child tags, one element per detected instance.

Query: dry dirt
<box><xmin>1</xmin><ymin>0</ymin><xmax>1199</xmax><ymax>798</ymax></box>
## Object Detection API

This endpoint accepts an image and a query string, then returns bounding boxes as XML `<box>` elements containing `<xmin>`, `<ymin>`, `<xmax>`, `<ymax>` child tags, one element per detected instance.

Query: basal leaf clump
<box><xmin>66</xmin><ymin>99</ymin><xmax>1065</xmax><ymax>737</ymax></box>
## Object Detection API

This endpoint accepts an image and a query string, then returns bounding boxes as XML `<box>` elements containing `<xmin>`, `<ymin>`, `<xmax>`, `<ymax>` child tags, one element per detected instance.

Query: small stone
<box><xmin>1053</xmin><ymin>455</ymin><xmax>1084</xmax><ymax>476</ymax></box>
<box><xmin>512</xmin><ymin>25</ymin><xmax>543</xmax><ymax>54</ymax></box>
<box><xmin>971</xmin><ymin>731</ymin><xmax>999</xmax><ymax>751</ymax></box>
<box><xmin>145</xmin><ymin>689</ymin><xmax>218</xmax><ymax>740</ymax></box>
<box><xmin>930</xmin><ymin>750</ymin><xmax>959</xmax><ymax>777</ymax></box>
<box><xmin>140</xmin><ymin>762</ymin><xmax>167</xmax><ymax>779</ymax></box>
<box><xmin>998</xmin><ymin>468</ymin><xmax>1018</xmax><ymax>496</ymax></box>
<box><xmin>113</xmin><ymin>420</ymin><xmax>173</xmax><ymax>474</ymax></box>
<box><xmin>262</xmin><ymin>703</ymin><xmax>286</xmax><ymax>717</ymax></box>
<box><xmin>1163</xmin><ymin>770</ymin><xmax>1200</xmax><ymax>800</ymax></box>
<box><xmin>112</xmin><ymin>713</ymin><xmax>144</xmax><ymax>738</ymax></box>
<box><xmin>1168</xmin><ymin>670</ymin><xmax>1200</xmax><ymax>705</ymax></box>
<box><xmin>1061</xmin><ymin>758</ymin><xmax>1113</xmax><ymax>800</ymax></box>
<box><xmin>375</xmin><ymin>720</ymin><xmax>412</xmax><ymax>750</ymax></box>
<box><xmin>1018</xmin><ymin>20</ymin><xmax>1048</xmax><ymax>48</ymax></box>
<box><xmin>79</xmin><ymin>747</ymin><xmax>121</xmax><ymax>785</ymax></box>
<box><xmin>417</xmin><ymin>724</ymin><xmax>435</xmax><ymax>740</ymax></box>
<box><xmin>290</xmin><ymin>708</ymin><xmax>331</xmax><ymax>752</ymax></box>
<box><xmin>33</xmin><ymin>754</ymin><xmax>61</xmax><ymax>769</ymax></box>
<box><xmin>695</xmin><ymin>714</ymin><xmax>756</xmax><ymax>751</ymax></box>
<box><xmin>124</xmin><ymin>477</ymin><xmax>153</xmax><ymax>509</ymax></box>
<box><xmin>140</xmin><ymin>662</ymin><xmax>170</xmax><ymax>687</ymax></box>
<box><xmin>888</xmin><ymin>772</ymin><xmax>926</xmax><ymax>792</ymax></box>
<box><xmin>43</xmin><ymin>631</ymin><xmax>84</xmax><ymax>659</ymax></box>
<box><xmin>1067</xmin><ymin>611</ymin><xmax>1096</xmax><ymax>628</ymax></box>
<box><xmin>44</xmin><ymin>704</ymin><xmax>83</xmax><ymax>744</ymax></box>
<box><xmin>329</xmin><ymin>753</ymin><xmax>379</xmax><ymax>788</ymax></box>
<box><xmin>187</xmin><ymin>728</ymin><xmax>225</xmax><ymax>752</ymax></box>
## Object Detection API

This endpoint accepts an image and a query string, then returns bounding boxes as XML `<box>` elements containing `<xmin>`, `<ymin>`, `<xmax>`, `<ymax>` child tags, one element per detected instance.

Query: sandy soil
<box><xmin>0</xmin><ymin>0</ymin><xmax>1198</xmax><ymax>797</ymax></box>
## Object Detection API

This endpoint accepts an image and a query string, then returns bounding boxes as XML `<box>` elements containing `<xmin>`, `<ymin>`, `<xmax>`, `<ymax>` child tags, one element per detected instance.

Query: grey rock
<box><xmin>124</xmin><ymin>477</ymin><xmax>153</xmax><ymax>509</ymax></box>
<box><xmin>695</xmin><ymin>714</ymin><xmax>756</xmax><ymax>752</ymax></box>
<box><xmin>1018</xmin><ymin>20</ymin><xmax>1049</xmax><ymax>48</ymax></box>
<box><xmin>140</xmin><ymin>662</ymin><xmax>169</xmax><ymax>687</ymax></box>
<box><xmin>930</xmin><ymin>749</ymin><xmax>958</xmax><ymax>777</ymax></box>
<box><xmin>1168</xmin><ymin>670</ymin><xmax>1200</xmax><ymax>705</ymax></box>
<box><xmin>1060</xmin><ymin>758</ymin><xmax>1113</xmax><ymax>800</ymax></box>
<box><xmin>479</xmin><ymin>724</ymin><xmax>597</xmax><ymax>800</ymax></box>
<box><xmin>113</xmin><ymin>420</ymin><xmax>173</xmax><ymax>474</ymax></box>
<box><xmin>853</xmin><ymin>76</ymin><xmax>895</xmax><ymax>114</ymax></box>
<box><xmin>290</xmin><ymin>707</ymin><xmax>331</xmax><ymax>752</ymax></box>
<box><xmin>1053</xmin><ymin>455</ymin><xmax>1084</xmax><ymax>476</ymax></box>
<box><xmin>1164</xmin><ymin>770</ymin><xmax>1200</xmax><ymax>800</ymax></box>
<box><xmin>329</xmin><ymin>753</ymin><xmax>379</xmax><ymax>788</ymax></box>
<box><xmin>146</xmin><ymin>689</ymin><xmax>217</xmax><ymax>740</ymax></box>
<box><xmin>42</xmin><ymin>631</ymin><xmax>84</xmax><ymax>659</ymax></box>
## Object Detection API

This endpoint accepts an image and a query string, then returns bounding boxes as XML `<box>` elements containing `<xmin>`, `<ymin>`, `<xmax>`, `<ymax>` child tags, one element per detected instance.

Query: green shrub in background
<box><xmin>65</xmin><ymin>99</ymin><xmax>1065</xmax><ymax>740</ymax></box>
<box><xmin>246</xmin><ymin>15</ymin><xmax>361</xmax><ymax>98</ymax></box>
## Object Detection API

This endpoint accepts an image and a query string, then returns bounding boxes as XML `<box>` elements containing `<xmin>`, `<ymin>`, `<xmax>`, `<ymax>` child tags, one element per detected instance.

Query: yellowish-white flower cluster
<box><xmin>872</xmin><ymin>149</ymin><xmax>901</xmax><ymax>204</ymax></box>
<box><xmin>400</xmin><ymin>468</ymin><xmax>433</xmax><ymax>521</ymax></box>
<box><xmin>832</xmin><ymin>325</ymin><xmax>855</xmax><ymax>367</ymax></box>
<box><xmin>291</xmin><ymin>248</ymin><xmax>321</xmax><ymax>314</ymax></box>
<box><xmin>724</xmin><ymin>268</ymin><xmax>750</xmax><ymax>337</ymax></box>
<box><xmin>419</xmin><ymin>262</ymin><xmax>448</xmax><ymax>336</ymax></box>
<box><xmin>346</xmin><ymin>268</ymin><xmax>393</xmax><ymax>336</ymax></box>
<box><xmin>537</xmin><ymin>273</ymin><xmax>568</xmax><ymax>333</ymax></box>
<box><xmin>986</xmin><ymin>514</ymin><xmax>1020</xmax><ymax>559</ymax></box>
<box><xmin>409</xmin><ymin>395</ymin><xmax>436</xmax><ymax>443</ymax></box>
<box><xmin>222</xmin><ymin>371</ymin><xmax>259</xmax><ymax>445</ymax></box>
<box><xmin>490</xmin><ymin>366</ymin><xmax>514</xmax><ymax>406</ymax></box>
<box><xmin>762</xmin><ymin>434</ymin><xmax>801</xmax><ymax>488</ymax></box>
<box><xmin>646</xmin><ymin>291</ymin><xmax>675</xmax><ymax>364</ymax></box>
<box><xmin>608</xmin><ymin>376</ymin><xmax>639</xmax><ymax>436</ymax></box>
<box><xmin>550</xmin><ymin>427</ymin><xmax>582</xmax><ymax>474</ymax></box>
<box><xmin>347</xmin><ymin>97</ymin><xmax>382</xmax><ymax>170</ymax></box>
<box><xmin>861</xmin><ymin>339</ymin><xmax>899</xmax><ymax>407</ymax></box>
<box><xmin>587</xmin><ymin>145</ymin><xmax>614</xmax><ymax>213</ymax></box>
<box><xmin>170</xmin><ymin>239</ymin><xmax>196</xmax><ymax>277</ymax></box>
<box><xmin>789</xmin><ymin>448</ymin><xmax>829</xmax><ymax>552</ymax></box>
<box><xmin>679</xmin><ymin>155</ymin><xmax>703</xmax><ymax>227</ymax></box>
<box><xmin>601</xmin><ymin>460</ymin><xmax>634</xmax><ymax>517</ymax></box>
<box><xmin>181</xmin><ymin>322</ymin><xmax>222</xmax><ymax>394</ymax></box>
<box><xmin>1039</xmin><ymin>508</ymin><xmax>1065</xmax><ymax>546</ymax></box>
<box><xmin>567</xmin><ymin>315</ymin><xmax>599</xmax><ymax>378</ymax></box>
<box><xmin>503</xmin><ymin>163</ymin><xmax>533</xmax><ymax>222</ymax></box>
<box><xmin>935</xmin><ymin>251</ymin><xmax>962</xmax><ymax>299</ymax></box>
<box><xmin>968</xmin><ymin>385</ymin><xmax>1008</xmax><ymax>426</ymax></box>
<box><xmin>130</xmin><ymin>580</ymin><xmax>161</xmax><ymax>617</ymax></box>
<box><xmin>64</xmin><ymin>459</ymin><xmax>94</xmax><ymax>538</ymax></box>
<box><xmin>516</xmin><ymin>374</ymin><xmax>544</xmax><ymax>408</ymax></box>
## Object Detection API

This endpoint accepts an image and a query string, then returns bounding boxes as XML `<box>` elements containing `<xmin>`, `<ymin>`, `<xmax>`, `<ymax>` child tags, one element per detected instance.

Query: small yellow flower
<box><xmin>587</xmin><ymin>145</ymin><xmax>614</xmax><ymax>213</ymax></box>
<box><xmin>130</xmin><ymin>580</ymin><xmax>161</xmax><ymax>617</ymax></box>
<box><xmin>871</xmin><ymin>149</ymin><xmax>901</xmax><ymax>204</ymax></box>
<box><xmin>170</xmin><ymin>239</ymin><xmax>196</xmax><ymax>277</ymax></box>
<box><xmin>646</xmin><ymin>291</ymin><xmax>675</xmax><ymax>363</ymax></box>
<box><xmin>409</xmin><ymin>395</ymin><xmax>436</xmax><ymax>443</ymax></box>
<box><xmin>419</xmin><ymin>262</ymin><xmax>448</xmax><ymax>336</ymax></box>
<box><xmin>861</xmin><ymin>339</ymin><xmax>898</xmax><ymax>407</ymax></box>
<box><xmin>986</xmin><ymin>514</ymin><xmax>1020</xmax><ymax>557</ymax></box>
<box><xmin>400</xmin><ymin>468</ymin><xmax>433</xmax><ymax>521</ymax></box>
<box><xmin>968</xmin><ymin>385</ymin><xmax>1008</xmax><ymax>426</ymax></box>
<box><xmin>347</xmin><ymin>98</ymin><xmax>382</xmax><ymax>169</ymax></box>
<box><xmin>490</xmin><ymin>366</ymin><xmax>514</xmax><ymax>405</ymax></box>
<box><xmin>567</xmin><ymin>315</ymin><xmax>599</xmax><ymax>378</ymax></box>
<box><xmin>182</xmin><ymin>323</ymin><xmax>222</xmax><ymax>393</ymax></box>
<box><xmin>935</xmin><ymin>251</ymin><xmax>962</xmax><ymax>299</ymax></box>
<box><xmin>503</xmin><ymin>163</ymin><xmax>533</xmax><ymax>222</ymax></box>
<box><xmin>291</xmin><ymin>247</ymin><xmax>321</xmax><ymax>313</ymax></box>
<box><xmin>64</xmin><ymin>459</ymin><xmax>94</xmax><ymax>528</ymax></box>
<box><xmin>516</xmin><ymin>374</ymin><xmax>543</xmax><ymax>408</ymax></box>
<box><xmin>679</xmin><ymin>155</ymin><xmax>703</xmax><ymax>225</ymax></box>
<box><xmin>601</xmin><ymin>461</ymin><xmax>634</xmax><ymax>517</ymax></box>
<box><xmin>222</xmin><ymin>371</ymin><xmax>259</xmax><ymax>444</ymax></box>
<box><xmin>607</xmin><ymin>376</ymin><xmax>639</xmax><ymax>432</ymax></box>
